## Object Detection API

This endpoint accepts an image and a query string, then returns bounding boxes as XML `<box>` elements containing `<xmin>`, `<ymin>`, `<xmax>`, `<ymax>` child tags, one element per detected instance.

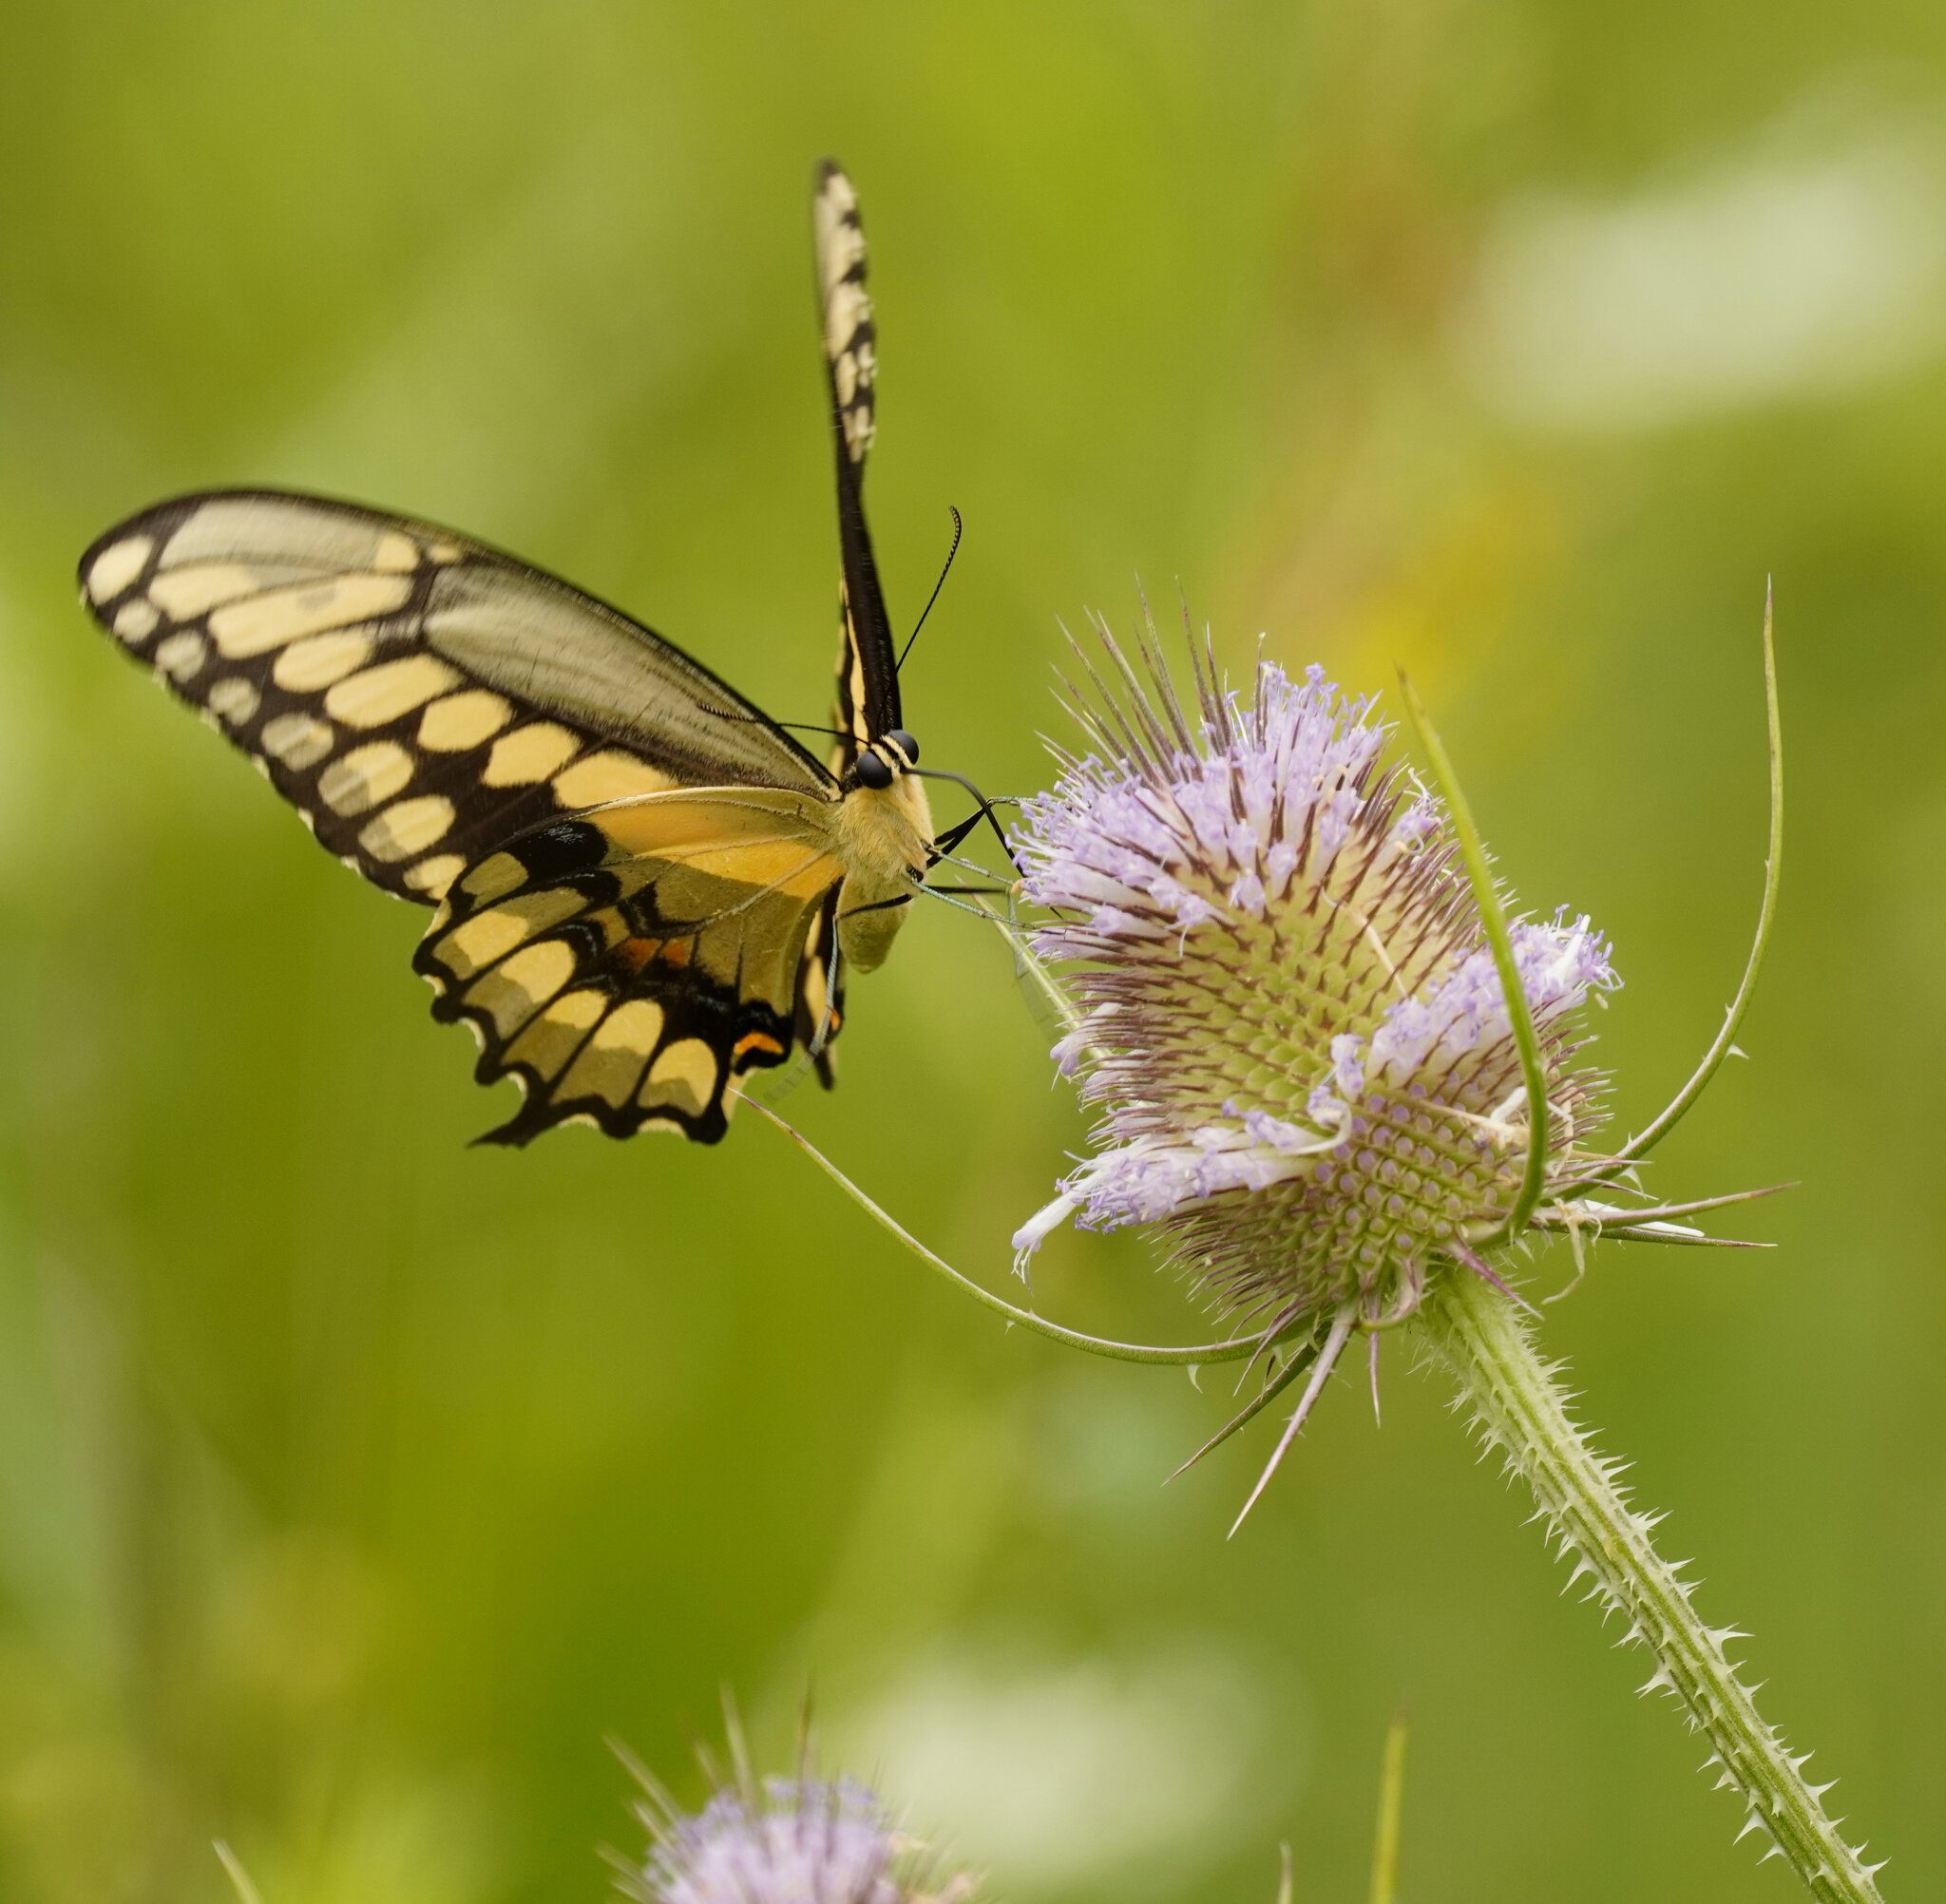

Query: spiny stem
<box><xmin>1417</xmin><ymin>1271</ymin><xmax>1885</xmax><ymax>1903</ymax></box>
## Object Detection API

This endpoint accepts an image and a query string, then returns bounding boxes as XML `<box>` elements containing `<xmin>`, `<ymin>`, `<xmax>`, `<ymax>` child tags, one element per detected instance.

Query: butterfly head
<box><xmin>849</xmin><ymin>728</ymin><xmax>920</xmax><ymax>790</ymax></box>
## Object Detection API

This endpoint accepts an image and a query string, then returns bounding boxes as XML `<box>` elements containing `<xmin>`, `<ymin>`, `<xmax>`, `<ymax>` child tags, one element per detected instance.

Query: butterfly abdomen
<box><xmin>832</xmin><ymin>777</ymin><xmax>933</xmax><ymax>974</ymax></box>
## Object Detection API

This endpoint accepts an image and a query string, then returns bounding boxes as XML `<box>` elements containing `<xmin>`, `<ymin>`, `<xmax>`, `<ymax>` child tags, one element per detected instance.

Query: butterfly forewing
<box><xmin>814</xmin><ymin>161</ymin><xmax>877</xmax><ymax>477</ymax></box>
<box><xmin>414</xmin><ymin>788</ymin><xmax>846</xmax><ymax>1142</ymax></box>
<box><xmin>801</xmin><ymin>159</ymin><xmax>912</xmax><ymax>1080</ymax></box>
<box><xmin>814</xmin><ymin>161</ymin><xmax>903</xmax><ymax>771</ymax></box>
<box><xmin>80</xmin><ymin>491</ymin><xmax>831</xmax><ymax>904</ymax></box>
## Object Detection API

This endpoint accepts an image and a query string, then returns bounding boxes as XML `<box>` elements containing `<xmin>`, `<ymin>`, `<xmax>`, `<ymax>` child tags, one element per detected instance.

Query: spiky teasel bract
<box><xmin>1010</xmin><ymin>616</ymin><xmax>1617</xmax><ymax>1457</ymax></box>
<box><xmin>620</xmin><ymin>1721</ymin><xmax>975</xmax><ymax>1904</ymax></box>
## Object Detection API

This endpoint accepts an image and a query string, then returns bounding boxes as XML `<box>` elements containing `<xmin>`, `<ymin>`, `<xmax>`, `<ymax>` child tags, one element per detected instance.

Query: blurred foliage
<box><xmin>3</xmin><ymin>2</ymin><xmax>1944</xmax><ymax>1899</ymax></box>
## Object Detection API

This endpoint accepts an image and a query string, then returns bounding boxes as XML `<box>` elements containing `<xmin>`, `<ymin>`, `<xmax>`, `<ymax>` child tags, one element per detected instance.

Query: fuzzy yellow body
<box><xmin>832</xmin><ymin>774</ymin><xmax>934</xmax><ymax>972</ymax></box>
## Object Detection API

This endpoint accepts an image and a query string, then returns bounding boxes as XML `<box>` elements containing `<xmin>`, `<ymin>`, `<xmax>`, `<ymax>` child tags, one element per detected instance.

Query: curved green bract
<box><xmin>1396</xmin><ymin>674</ymin><xmax>1551</xmax><ymax>1245</ymax></box>
<box><xmin>750</xmin><ymin>1096</ymin><xmax>1265</xmax><ymax>1366</ymax></box>
<box><xmin>1621</xmin><ymin>590</ymin><xmax>1784</xmax><ymax>1165</ymax></box>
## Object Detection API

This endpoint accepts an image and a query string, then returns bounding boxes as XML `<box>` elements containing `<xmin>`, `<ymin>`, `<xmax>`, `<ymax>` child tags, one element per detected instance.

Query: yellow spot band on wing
<box><xmin>359</xmin><ymin>794</ymin><xmax>454</xmax><ymax>862</ymax></box>
<box><xmin>261</xmin><ymin>713</ymin><xmax>335</xmax><ymax>770</ymax></box>
<box><xmin>461</xmin><ymin>851</ymin><xmax>528</xmax><ymax>904</ymax></box>
<box><xmin>208</xmin><ymin>572</ymin><xmax>414</xmax><ymax>658</ymax></box>
<box><xmin>419</xmin><ymin>690</ymin><xmax>512</xmax><ymax>752</ymax></box>
<box><xmin>206</xmin><ymin>677</ymin><xmax>259</xmax><ymax>725</ymax></box>
<box><xmin>274</xmin><ymin>630</ymin><xmax>372</xmax><ymax>691</ymax></box>
<box><xmin>643</xmin><ymin>1038</ymin><xmax>717</xmax><ymax>1115</ymax></box>
<box><xmin>326</xmin><ymin>655</ymin><xmax>461</xmax><ymax>728</ymax></box>
<box><xmin>549</xmin><ymin>751</ymin><xmax>677</xmax><ymax>809</ymax></box>
<box><xmin>149</xmin><ymin>562</ymin><xmax>263</xmax><ymax>619</ymax></box>
<box><xmin>114</xmin><ymin>600</ymin><xmax>160</xmax><ymax>642</ymax></box>
<box><xmin>154</xmin><ymin>631</ymin><xmax>207</xmax><ymax>680</ymax></box>
<box><xmin>559</xmin><ymin>1000</ymin><xmax>667</xmax><ymax>1107</ymax></box>
<box><xmin>372</xmin><ymin>531</ymin><xmax>420</xmax><ymax>573</ymax></box>
<box><xmin>319</xmin><ymin>740</ymin><xmax>413</xmax><ymax>817</ymax></box>
<box><xmin>464</xmin><ymin>938</ymin><xmax>576</xmax><ymax>1038</ymax></box>
<box><xmin>86</xmin><ymin>536</ymin><xmax>153</xmax><ymax>603</ymax></box>
<box><xmin>503</xmin><ymin>988</ymin><xmax>606</xmax><ymax>1078</ymax></box>
<box><xmin>436</xmin><ymin>888</ymin><xmax>583</xmax><ymax>980</ymax></box>
<box><xmin>483</xmin><ymin>723</ymin><xmax>580</xmax><ymax>787</ymax></box>
<box><xmin>403</xmin><ymin>853</ymin><xmax>466</xmax><ymax>899</ymax></box>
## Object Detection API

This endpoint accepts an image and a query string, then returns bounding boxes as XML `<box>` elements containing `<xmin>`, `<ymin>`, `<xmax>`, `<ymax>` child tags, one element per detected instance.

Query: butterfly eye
<box><xmin>855</xmin><ymin>751</ymin><xmax>895</xmax><ymax>790</ymax></box>
<box><xmin>886</xmin><ymin>729</ymin><xmax>921</xmax><ymax>766</ymax></box>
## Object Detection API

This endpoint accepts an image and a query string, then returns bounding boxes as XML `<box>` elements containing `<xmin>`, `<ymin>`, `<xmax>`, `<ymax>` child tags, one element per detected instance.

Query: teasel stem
<box><xmin>1402</xmin><ymin>608</ymin><xmax>1880</xmax><ymax>1899</ymax></box>
<box><xmin>1418</xmin><ymin>1269</ymin><xmax>1883</xmax><ymax>1901</ymax></box>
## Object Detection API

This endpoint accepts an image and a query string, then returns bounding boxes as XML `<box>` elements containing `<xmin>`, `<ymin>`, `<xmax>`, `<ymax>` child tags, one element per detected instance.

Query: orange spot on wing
<box><xmin>734</xmin><ymin>1031</ymin><xmax>786</xmax><ymax>1062</ymax></box>
<box><xmin>618</xmin><ymin>936</ymin><xmax>691</xmax><ymax>974</ymax></box>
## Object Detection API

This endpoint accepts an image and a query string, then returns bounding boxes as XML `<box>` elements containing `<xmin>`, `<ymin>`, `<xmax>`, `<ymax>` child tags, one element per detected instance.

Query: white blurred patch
<box><xmin>1027</xmin><ymin>1366</ymin><xmax>1202</xmax><ymax>1521</ymax></box>
<box><xmin>851</xmin><ymin>1638</ymin><xmax>1282</xmax><ymax>1894</ymax></box>
<box><xmin>1454</xmin><ymin>116</ymin><xmax>1946</xmax><ymax>430</ymax></box>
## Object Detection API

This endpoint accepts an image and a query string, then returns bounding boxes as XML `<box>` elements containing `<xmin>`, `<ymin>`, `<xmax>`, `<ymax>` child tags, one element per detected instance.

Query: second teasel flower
<box><xmin>1011</xmin><ymin>625</ymin><xmax>1618</xmax><ymax>1364</ymax></box>
<box><xmin>627</xmin><ymin>1768</ymin><xmax>973</xmax><ymax>1904</ymax></box>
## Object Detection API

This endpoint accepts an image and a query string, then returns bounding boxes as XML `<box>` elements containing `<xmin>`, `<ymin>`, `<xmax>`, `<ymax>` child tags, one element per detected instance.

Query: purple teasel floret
<box><xmin>635</xmin><ymin>1775</ymin><xmax>963</xmax><ymax>1904</ymax></box>
<box><xmin>1010</xmin><ymin>632</ymin><xmax>1618</xmax><ymax>1433</ymax></box>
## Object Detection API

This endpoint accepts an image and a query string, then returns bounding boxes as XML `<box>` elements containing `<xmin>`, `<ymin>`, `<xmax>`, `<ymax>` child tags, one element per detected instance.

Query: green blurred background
<box><xmin>3</xmin><ymin>3</ymin><xmax>1943</xmax><ymax>1899</ymax></box>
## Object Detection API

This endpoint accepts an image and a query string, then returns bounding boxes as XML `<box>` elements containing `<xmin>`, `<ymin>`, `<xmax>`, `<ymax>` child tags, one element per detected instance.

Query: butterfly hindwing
<box><xmin>80</xmin><ymin>490</ymin><xmax>831</xmax><ymax>904</ymax></box>
<box><xmin>792</xmin><ymin>887</ymin><xmax>847</xmax><ymax>1088</ymax></box>
<box><xmin>415</xmin><ymin>788</ymin><xmax>846</xmax><ymax>1143</ymax></box>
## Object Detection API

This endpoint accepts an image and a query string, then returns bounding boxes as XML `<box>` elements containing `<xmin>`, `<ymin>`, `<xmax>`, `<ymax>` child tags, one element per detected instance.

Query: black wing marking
<box><xmin>414</xmin><ymin>789</ymin><xmax>845</xmax><ymax>1143</ymax></box>
<box><xmin>792</xmin><ymin>887</ymin><xmax>847</xmax><ymax>1088</ymax></box>
<box><xmin>80</xmin><ymin>490</ymin><xmax>834</xmax><ymax>903</ymax></box>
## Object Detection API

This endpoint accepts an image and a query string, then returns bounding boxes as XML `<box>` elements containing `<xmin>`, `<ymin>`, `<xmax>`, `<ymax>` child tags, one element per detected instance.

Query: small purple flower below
<box><xmin>632</xmin><ymin>1773</ymin><xmax>970</xmax><ymax>1904</ymax></box>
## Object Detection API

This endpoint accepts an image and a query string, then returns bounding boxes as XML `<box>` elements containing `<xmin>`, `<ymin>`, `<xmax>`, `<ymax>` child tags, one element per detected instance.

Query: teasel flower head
<box><xmin>624</xmin><ymin>1752</ymin><xmax>974</xmax><ymax>1904</ymax></box>
<box><xmin>1010</xmin><ymin>621</ymin><xmax>1618</xmax><ymax>1364</ymax></box>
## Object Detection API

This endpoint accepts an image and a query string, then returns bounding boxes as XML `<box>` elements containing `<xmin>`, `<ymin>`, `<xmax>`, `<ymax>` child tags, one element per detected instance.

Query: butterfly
<box><xmin>77</xmin><ymin>161</ymin><xmax>961</xmax><ymax>1146</ymax></box>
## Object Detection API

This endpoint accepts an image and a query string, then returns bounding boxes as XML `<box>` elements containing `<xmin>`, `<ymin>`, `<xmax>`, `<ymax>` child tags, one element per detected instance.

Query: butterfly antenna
<box><xmin>896</xmin><ymin>505</ymin><xmax>963</xmax><ymax>674</ymax></box>
<box><xmin>710</xmin><ymin>703</ymin><xmax>852</xmax><ymax>746</ymax></box>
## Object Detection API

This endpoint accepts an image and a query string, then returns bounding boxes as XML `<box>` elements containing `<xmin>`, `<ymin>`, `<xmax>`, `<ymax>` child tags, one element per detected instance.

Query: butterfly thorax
<box><xmin>833</xmin><ymin>771</ymin><xmax>933</xmax><ymax>973</ymax></box>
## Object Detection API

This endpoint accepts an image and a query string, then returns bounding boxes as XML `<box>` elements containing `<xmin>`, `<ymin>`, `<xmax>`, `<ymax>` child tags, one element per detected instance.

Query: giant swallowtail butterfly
<box><xmin>78</xmin><ymin>162</ymin><xmax>950</xmax><ymax>1145</ymax></box>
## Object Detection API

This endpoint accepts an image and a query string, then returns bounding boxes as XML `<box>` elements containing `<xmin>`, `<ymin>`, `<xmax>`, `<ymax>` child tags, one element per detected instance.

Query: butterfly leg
<box><xmin>837</xmin><ymin>890</ymin><xmax>915</xmax><ymax>923</ymax></box>
<box><xmin>924</xmin><ymin>776</ymin><xmax>1022</xmax><ymax>872</ymax></box>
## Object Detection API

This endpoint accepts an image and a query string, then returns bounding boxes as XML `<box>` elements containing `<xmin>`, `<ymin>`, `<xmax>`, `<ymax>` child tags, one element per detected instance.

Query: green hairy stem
<box><xmin>1419</xmin><ymin>1269</ymin><xmax>1883</xmax><ymax>1903</ymax></box>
